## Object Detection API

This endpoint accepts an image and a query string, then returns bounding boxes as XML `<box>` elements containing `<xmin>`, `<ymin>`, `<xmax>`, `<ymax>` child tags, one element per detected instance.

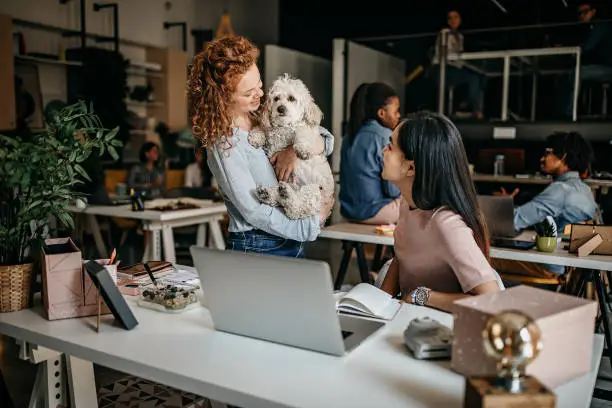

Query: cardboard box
<box><xmin>452</xmin><ymin>285</ymin><xmax>597</xmax><ymax>389</ymax></box>
<box><xmin>42</xmin><ymin>238</ymin><xmax>110</xmax><ymax>320</ymax></box>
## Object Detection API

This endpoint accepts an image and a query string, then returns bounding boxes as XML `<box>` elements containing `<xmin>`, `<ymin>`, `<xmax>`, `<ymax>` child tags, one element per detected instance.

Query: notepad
<box><xmin>335</xmin><ymin>283</ymin><xmax>402</xmax><ymax>320</ymax></box>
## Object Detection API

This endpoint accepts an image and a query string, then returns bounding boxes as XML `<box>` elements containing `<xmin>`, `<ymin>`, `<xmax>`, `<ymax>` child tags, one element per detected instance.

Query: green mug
<box><xmin>536</xmin><ymin>236</ymin><xmax>557</xmax><ymax>252</ymax></box>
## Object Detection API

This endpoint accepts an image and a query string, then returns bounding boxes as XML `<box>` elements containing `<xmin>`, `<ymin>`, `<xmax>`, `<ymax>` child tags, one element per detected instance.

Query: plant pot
<box><xmin>0</xmin><ymin>263</ymin><xmax>33</xmax><ymax>313</ymax></box>
<box><xmin>536</xmin><ymin>236</ymin><xmax>558</xmax><ymax>253</ymax></box>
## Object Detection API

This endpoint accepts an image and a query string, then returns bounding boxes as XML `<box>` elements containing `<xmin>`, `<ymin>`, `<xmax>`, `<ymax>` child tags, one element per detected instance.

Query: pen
<box><xmin>109</xmin><ymin>248</ymin><xmax>117</xmax><ymax>265</ymax></box>
<box><xmin>143</xmin><ymin>262</ymin><xmax>157</xmax><ymax>287</ymax></box>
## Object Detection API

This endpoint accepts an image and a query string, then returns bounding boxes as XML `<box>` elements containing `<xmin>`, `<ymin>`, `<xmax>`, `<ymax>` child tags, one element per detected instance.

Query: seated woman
<box><xmin>128</xmin><ymin>142</ymin><xmax>166</xmax><ymax>198</ymax></box>
<box><xmin>340</xmin><ymin>83</ymin><xmax>402</xmax><ymax>225</ymax></box>
<box><xmin>379</xmin><ymin>112</ymin><xmax>502</xmax><ymax>312</ymax></box>
<box><xmin>184</xmin><ymin>148</ymin><xmax>218</xmax><ymax>190</ymax></box>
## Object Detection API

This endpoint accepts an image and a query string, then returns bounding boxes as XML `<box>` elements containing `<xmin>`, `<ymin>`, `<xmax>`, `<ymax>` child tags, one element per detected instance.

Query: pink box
<box><xmin>452</xmin><ymin>285</ymin><xmax>597</xmax><ymax>389</ymax></box>
<box><xmin>42</xmin><ymin>238</ymin><xmax>110</xmax><ymax>320</ymax></box>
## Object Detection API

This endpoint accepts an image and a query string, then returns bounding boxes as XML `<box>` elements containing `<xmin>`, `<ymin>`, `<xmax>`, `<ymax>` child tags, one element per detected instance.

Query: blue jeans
<box><xmin>228</xmin><ymin>230</ymin><xmax>305</xmax><ymax>258</ymax></box>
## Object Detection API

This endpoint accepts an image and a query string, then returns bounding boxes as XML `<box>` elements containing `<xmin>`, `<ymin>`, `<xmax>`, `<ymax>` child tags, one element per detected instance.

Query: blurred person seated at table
<box><xmin>493</xmin><ymin>131</ymin><xmax>597</xmax><ymax>275</ymax></box>
<box><xmin>340</xmin><ymin>82</ymin><xmax>402</xmax><ymax>225</ymax></box>
<box><xmin>184</xmin><ymin>147</ymin><xmax>218</xmax><ymax>190</ymax></box>
<box><xmin>128</xmin><ymin>142</ymin><xmax>166</xmax><ymax>198</ymax></box>
<box><xmin>431</xmin><ymin>9</ymin><xmax>487</xmax><ymax>120</ymax></box>
<box><xmin>560</xmin><ymin>2</ymin><xmax>612</xmax><ymax>118</ymax></box>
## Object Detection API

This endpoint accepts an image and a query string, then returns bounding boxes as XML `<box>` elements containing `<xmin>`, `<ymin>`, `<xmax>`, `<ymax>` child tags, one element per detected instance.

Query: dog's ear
<box><xmin>259</xmin><ymin>97</ymin><xmax>272</xmax><ymax>129</ymax></box>
<box><xmin>303</xmin><ymin>96</ymin><xmax>323</xmax><ymax>126</ymax></box>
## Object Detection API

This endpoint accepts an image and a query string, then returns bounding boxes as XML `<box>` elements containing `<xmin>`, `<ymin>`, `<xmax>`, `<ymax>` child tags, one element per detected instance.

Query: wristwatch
<box><xmin>411</xmin><ymin>286</ymin><xmax>430</xmax><ymax>306</ymax></box>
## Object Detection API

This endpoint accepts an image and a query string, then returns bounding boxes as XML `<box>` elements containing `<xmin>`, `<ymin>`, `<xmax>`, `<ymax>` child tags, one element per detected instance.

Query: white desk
<box><xmin>0</xmin><ymin>290</ymin><xmax>602</xmax><ymax>408</ymax></box>
<box><xmin>70</xmin><ymin>199</ymin><xmax>227</xmax><ymax>263</ymax></box>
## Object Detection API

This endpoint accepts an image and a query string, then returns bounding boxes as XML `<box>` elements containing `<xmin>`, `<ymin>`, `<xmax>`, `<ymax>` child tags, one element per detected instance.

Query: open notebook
<box><xmin>334</xmin><ymin>283</ymin><xmax>402</xmax><ymax>321</ymax></box>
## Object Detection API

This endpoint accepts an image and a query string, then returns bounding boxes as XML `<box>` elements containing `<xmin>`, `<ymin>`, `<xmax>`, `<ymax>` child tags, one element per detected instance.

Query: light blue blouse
<box><xmin>207</xmin><ymin>127</ymin><xmax>334</xmax><ymax>242</ymax></box>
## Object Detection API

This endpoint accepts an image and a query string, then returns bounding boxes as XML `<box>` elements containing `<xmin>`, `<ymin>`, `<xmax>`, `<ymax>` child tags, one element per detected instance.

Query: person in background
<box><xmin>127</xmin><ymin>142</ymin><xmax>166</xmax><ymax>198</ymax></box>
<box><xmin>494</xmin><ymin>131</ymin><xmax>597</xmax><ymax>275</ymax></box>
<box><xmin>432</xmin><ymin>9</ymin><xmax>487</xmax><ymax>119</ymax></box>
<box><xmin>340</xmin><ymin>83</ymin><xmax>402</xmax><ymax>225</ymax></box>
<box><xmin>561</xmin><ymin>2</ymin><xmax>612</xmax><ymax>117</ymax></box>
<box><xmin>379</xmin><ymin>112</ymin><xmax>502</xmax><ymax>313</ymax></box>
<box><xmin>184</xmin><ymin>148</ymin><xmax>218</xmax><ymax>190</ymax></box>
<box><xmin>188</xmin><ymin>36</ymin><xmax>334</xmax><ymax>258</ymax></box>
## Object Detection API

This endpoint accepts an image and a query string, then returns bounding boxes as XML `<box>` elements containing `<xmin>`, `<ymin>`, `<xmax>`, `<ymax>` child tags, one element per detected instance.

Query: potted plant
<box><xmin>534</xmin><ymin>217</ymin><xmax>558</xmax><ymax>253</ymax></box>
<box><xmin>0</xmin><ymin>101</ymin><xmax>121</xmax><ymax>312</ymax></box>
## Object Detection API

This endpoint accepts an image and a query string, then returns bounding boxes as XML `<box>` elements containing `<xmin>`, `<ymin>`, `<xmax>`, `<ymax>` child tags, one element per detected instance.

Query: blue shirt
<box><xmin>514</xmin><ymin>171</ymin><xmax>597</xmax><ymax>274</ymax></box>
<box><xmin>207</xmin><ymin>126</ymin><xmax>334</xmax><ymax>242</ymax></box>
<box><xmin>339</xmin><ymin>120</ymin><xmax>401</xmax><ymax>221</ymax></box>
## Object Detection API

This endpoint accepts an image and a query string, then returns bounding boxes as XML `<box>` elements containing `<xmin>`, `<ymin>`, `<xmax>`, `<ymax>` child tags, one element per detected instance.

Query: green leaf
<box><xmin>104</xmin><ymin>127</ymin><xmax>119</xmax><ymax>142</ymax></box>
<box><xmin>74</xmin><ymin>164</ymin><xmax>91</xmax><ymax>181</ymax></box>
<box><xmin>108</xmin><ymin>146</ymin><xmax>119</xmax><ymax>160</ymax></box>
<box><xmin>110</xmin><ymin>139</ymin><xmax>123</xmax><ymax>147</ymax></box>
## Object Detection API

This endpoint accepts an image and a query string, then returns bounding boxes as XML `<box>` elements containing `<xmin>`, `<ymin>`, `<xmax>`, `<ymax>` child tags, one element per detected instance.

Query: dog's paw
<box><xmin>293</xmin><ymin>143</ymin><xmax>313</xmax><ymax>160</ymax></box>
<box><xmin>277</xmin><ymin>182</ymin><xmax>294</xmax><ymax>201</ymax></box>
<box><xmin>248</xmin><ymin>129</ymin><xmax>266</xmax><ymax>149</ymax></box>
<box><xmin>255</xmin><ymin>186</ymin><xmax>278</xmax><ymax>206</ymax></box>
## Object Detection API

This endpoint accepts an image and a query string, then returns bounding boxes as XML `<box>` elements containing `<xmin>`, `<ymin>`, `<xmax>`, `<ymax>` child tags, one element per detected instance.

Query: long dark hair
<box><xmin>347</xmin><ymin>82</ymin><xmax>397</xmax><ymax>142</ymax></box>
<box><xmin>396</xmin><ymin>111</ymin><xmax>490</xmax><ymax>259</ymax></box>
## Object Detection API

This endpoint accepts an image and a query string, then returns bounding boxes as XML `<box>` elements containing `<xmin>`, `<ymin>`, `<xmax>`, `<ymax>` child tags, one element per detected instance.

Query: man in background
<box><xmin>561</xmin><ymin>1</ymin><xmax>612</xmax><ymax>117</ymax></box>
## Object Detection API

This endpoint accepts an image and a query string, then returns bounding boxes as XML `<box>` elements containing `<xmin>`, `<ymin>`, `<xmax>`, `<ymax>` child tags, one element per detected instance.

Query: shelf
<box><xmin>126</xmin><ymin>100</ymin><xmax>164</xmax><ymax>108</ymax></box>
<box><xmin>126</xmin><ymin>69</ymin><xmax>164</xmax><ymax>79</ymax></box>
<box><xmin>13</xmin><ymin>19</ymin><xmax>71</xmax><ymax>34</ymax></box>
<box><xmin>15</xmin><ymin>55</ymin><xmax>82</xmax><ymax>67</ymax></box>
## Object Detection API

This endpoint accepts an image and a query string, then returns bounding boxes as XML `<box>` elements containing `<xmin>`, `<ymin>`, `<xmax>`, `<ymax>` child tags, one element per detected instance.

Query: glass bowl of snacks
<box><xmin>137</xmin><ymin>281</ymin><xmax>199</xmax><ymax>313</ymax></box>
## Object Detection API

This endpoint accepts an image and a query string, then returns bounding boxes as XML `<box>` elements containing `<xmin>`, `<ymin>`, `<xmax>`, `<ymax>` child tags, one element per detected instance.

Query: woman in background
<box><xmin>127</xmin><ymin>142</ymin><xmax>166</xmax><ymax>198</ymax></box>
<box><xmin>184</xmin><ymin>148</ymin><xmax>218</xmax><ymax>190</ymax></box>
<box><xmin>340</xmin><ymin>83</ymin><xmax>402</xmax><ymax>225</ymax></box>
<box><xmin>432</xmin><ymin>9</ymin><xmax>487</xmax><ymax>119</ymax></box>
<box><xmin>380</xmin><ymin>112</ymin><xmax>502</xmax><ymax>312</ymax></box>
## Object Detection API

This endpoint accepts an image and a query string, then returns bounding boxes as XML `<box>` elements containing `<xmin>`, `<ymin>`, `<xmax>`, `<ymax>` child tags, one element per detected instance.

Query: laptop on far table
<box><xmin>190</xmin><ymin>246</ymin><xmax>385</xmax><ymax>356</ymax></box>
<box><xmin>477</xmin><ymin>195</ymin><xmax>535</xmax><ymax>250</ymax></box>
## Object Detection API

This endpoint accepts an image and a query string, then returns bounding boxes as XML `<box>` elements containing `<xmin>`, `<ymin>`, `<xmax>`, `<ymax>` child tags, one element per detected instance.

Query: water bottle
<box><xmin>493</xmin><ymin>155</ymin><xmax>505</xmax><ymax>176</ymax></box>
<box><xmin>130</xmin><ymin>188</ymin><xmax>144</xmax><ymax>211</ymax></box>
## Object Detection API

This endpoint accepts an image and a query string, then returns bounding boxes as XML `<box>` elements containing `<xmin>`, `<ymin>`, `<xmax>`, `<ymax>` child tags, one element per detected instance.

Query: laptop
<box><xmin>477</xmin><ymin>195</ymin><xmax>535</xmax><ymax>250</ymax></box>
<box><xmin>190</xmin><ymin>246</ymin><xmax>385</xmax><ymax>356</ymax></box>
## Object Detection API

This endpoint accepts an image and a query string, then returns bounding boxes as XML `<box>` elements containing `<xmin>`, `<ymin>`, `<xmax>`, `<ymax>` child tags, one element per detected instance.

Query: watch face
<box><xmin>414</xmin><ymin>288</ymin><xmax>428</xmax><ymax>305</ymax></box>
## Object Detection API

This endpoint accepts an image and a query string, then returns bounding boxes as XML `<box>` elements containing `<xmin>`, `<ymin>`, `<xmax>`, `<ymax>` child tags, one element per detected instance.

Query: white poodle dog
<box><xmin>248</xmin><ymin>74</ymin><xmax>334</xmax><ymax>221</ymax></box>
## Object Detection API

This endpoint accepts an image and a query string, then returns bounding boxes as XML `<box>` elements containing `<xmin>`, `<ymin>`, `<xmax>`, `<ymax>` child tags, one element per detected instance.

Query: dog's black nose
<box><xmin>277</xmin><ymin>105</ymin><xmax>286</xmax><ymax>115</ymax></box>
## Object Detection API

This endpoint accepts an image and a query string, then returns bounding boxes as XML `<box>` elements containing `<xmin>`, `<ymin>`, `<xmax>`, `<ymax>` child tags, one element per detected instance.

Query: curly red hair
<box><xmin>188</xmin><ymin>36</ymin><xmax>260</xmax><ymax>148</ymax></box>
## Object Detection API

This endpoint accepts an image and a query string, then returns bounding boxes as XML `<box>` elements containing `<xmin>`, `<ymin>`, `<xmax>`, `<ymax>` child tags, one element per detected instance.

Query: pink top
<box><xmin>394</xmin><ymin>199</ymin><xmax>497</xmax><ymax>295</ymax></box>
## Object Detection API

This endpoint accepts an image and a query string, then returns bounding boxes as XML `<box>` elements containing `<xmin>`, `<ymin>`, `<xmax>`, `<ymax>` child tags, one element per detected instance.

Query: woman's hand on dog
<box><xmin>270</xmin><ymin>146</ymin><xmax>298</xmax><ymax>183</ymax></box>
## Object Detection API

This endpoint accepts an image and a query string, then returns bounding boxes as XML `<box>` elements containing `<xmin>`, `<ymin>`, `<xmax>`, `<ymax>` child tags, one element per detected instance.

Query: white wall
<box><xmin>264</xmin><ymin>45</ymin><xmax>331</xmax><ymax>129</ymax></box>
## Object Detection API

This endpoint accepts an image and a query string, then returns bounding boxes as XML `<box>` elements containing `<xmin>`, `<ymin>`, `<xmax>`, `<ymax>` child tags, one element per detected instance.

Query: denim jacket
<box><xmin>514</xmin><ymin>171</ymin><xmax>597</xmax><ymax>273</ymax></box>
<box><xmin>340</xmin><ymin>120</ymin><xmax>401</xmax><ymax>221</ymax></box>
<box><xmin>207</xmin><ymin>126</ymin><xmax>334</xmax><ymax>242</ymax></box>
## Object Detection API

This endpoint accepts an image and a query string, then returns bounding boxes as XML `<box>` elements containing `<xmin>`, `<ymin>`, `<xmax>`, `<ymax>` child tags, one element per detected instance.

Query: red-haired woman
<box><xmin>188</xmin><ymin>36</ymin><xmax>334</xmax><ymax>258</ymax></box>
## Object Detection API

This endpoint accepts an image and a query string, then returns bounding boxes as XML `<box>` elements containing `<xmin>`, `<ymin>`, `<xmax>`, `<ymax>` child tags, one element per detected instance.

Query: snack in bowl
<box><xmin>138</xmin><ymin>282</ymin><xmax>198</xmax><ymax>312</ymax></box>
<box><xmin>376</xmin><ymin>224</ymin><xmax>396</xmax><ymax>236</ymax></box>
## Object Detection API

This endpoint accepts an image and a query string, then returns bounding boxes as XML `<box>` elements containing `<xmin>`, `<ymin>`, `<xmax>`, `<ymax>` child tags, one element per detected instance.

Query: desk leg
<box><xmin>594</xmin><ymin>271</ymin><xmax>612</xmax><ymax>401</ymax></box>
<box><xmin>87</xmin><ymin>214</ymin><xmax>109</xmax><ymax>259</ymax></box>
<box><xmin>161</xmin><ymin>225</ymin><xmax>177</xmax><ymax>263</ymax></box>
<box><xmin>143</xmin><ymin>230</ymin><xmax>162</xmax><ymax>262</ymax></box>
<box><xmin>196</xmin><ymin>223</ymin><xmax>208</xmax><ymax>247</ymax></box>
<box><xmin>66</xmin><ymin>355</ymin><xmax>97</xmax><ymax>407</ymax></box>
<box><xmin>209</xmin><ymin>219</ymin><xmax>226</xmax><ymax>250</ymax></box>
<box><xmin>26</xmin><ymin>348</ymin><xmax>68</xmax><ymax>408</ymax></box>
<box><xmin>334</xmin><ymin>241</ymin><xmax>354</xmax><ymax>290</ymax></box>
<box><xmin>354</xmin><ymin>243</ymin><xmax>371</xmax><ymax>284</ymax></box>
